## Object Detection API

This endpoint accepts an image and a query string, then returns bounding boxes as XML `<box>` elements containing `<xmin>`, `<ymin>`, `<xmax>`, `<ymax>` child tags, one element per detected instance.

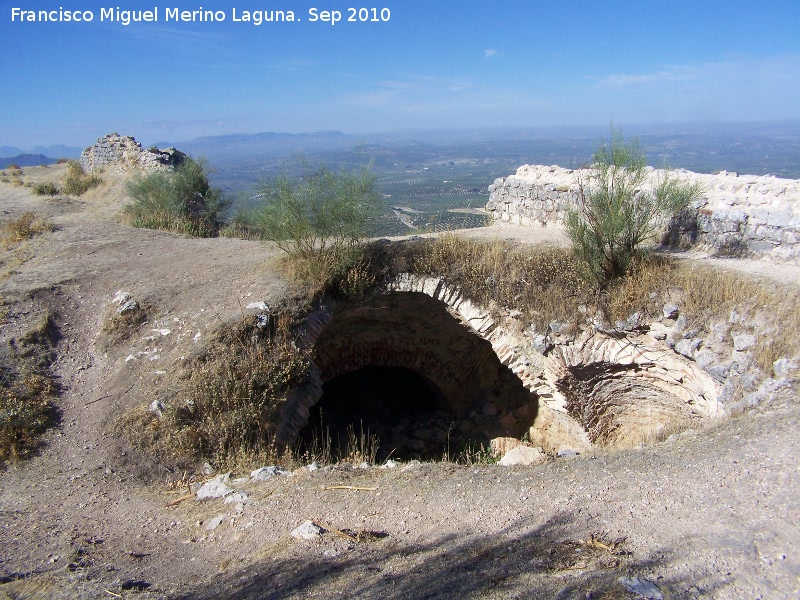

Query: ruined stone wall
<box><xmin>79</xmin><ymin>133</ymin><xmax>187</xmax><ymax>173</ymax></box>
<box><xmin>486</xmin><ymin>164</ymin><xmax>800</xmax><ymax>261</ymax></box>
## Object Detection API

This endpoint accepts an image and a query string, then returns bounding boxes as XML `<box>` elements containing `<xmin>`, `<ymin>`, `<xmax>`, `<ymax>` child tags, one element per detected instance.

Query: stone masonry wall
<box><xmin>79</xmin><ymin>133</ymin><xmax>187</xmax><ymax>173</ymax></box>
<box><xmin>487</xmin><ymin>164</ymin><xmax>800</xmax><ymax>262</ymax></box>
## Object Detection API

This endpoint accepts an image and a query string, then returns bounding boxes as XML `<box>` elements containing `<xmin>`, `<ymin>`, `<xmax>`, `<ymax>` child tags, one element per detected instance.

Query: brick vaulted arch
<box><xmin>275</xmin><ymin>273</ymin><xmax>720</xmax><ymax>456</ymax></box>
<box><xmin>275</xmin><ymin>275</ymin><xmax>540</xmax><ymax>455</ymax></box>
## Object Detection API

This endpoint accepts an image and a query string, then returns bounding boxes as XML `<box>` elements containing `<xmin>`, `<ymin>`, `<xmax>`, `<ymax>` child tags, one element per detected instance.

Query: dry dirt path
<box><xmin>0</xmin><ymin>173</ymin><xmax>798</xmax><ymax>599</ymax></box>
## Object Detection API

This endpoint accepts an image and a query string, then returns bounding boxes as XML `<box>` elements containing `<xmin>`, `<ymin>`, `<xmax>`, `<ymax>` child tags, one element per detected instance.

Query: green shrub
<box><xmin>565</xmin><ymin>128</ymin><xmax>704</xmax><ymax>283</ymax></box>
<box><xmin>31</xmin><ymin>182</ymin><xmax>60</xmax><ymax>196</ymax></box>
<box><xmin>124</xmin><ymin>158</ymin><xmax>227</xmax><ymax>237</ymax></box>
<box><xmin>246</xmin><ymin>161</ymin><xmax>381</xmax><ymax>288</ymax></box>
<box><xmin>61</xmin><ymin>161</ymin><xmax>101</xmax><ymax>196</ymax></box>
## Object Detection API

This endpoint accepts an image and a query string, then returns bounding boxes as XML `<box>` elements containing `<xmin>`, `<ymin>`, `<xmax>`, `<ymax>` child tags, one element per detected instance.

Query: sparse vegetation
<box><xmin>118</xmin><ymin>314</ymin><xmax>310</xmax><ymax>472</ymax></box>
<box><xmin>410</xmin><ymin>234</ymin><xmax>593</xmax><ymax>331</ymax></box>
<box><xmin>2</xmin><ymin>211</ymin><xmax>55</xmax><ymax>247</ymax></box>
<box><xmin>124</xmin><ymin>158</ymin><xmax>228</xmax><ymax>237</ymax></box>
<box><xmin>117</xmin><ymin>227</ymin><xmax>800</xmax><ymax>473</ymax></box>
<box><xmin>566</xmin><ymin>128</ymin><xmax>704</xmax><ymax>283</ymax></box>
<box><xmin>98</xmin><ymin>302</ymin><xmax>149</xmax><ymax>350</ymax></box>
<box><xmin>408</xmin><ymin>234</ymin><xmax>800</xmax><ymax>374</ymax></box>
<box><xmin>61</xmin><ymin>160</ymin><xmax>101</xmax><ymax>196</ymax></box>
<box><xmin>31</xmin><ymin>182</ymin><xmax>60</xmax><ymax>196</ymax></box>
<box><xmin>607</xmin><ymin>257</ymin><xmax>800</xmax><ymax>373</ymax></box>
<box><xmin>0</xmin><ymin>373</ymin><xmax>55</xmax><ymax>465</ymax></box>
<box><xmin>0</xmin><ymin>312</ymin><xmax>60</xmax><ymax>466</ymax></box>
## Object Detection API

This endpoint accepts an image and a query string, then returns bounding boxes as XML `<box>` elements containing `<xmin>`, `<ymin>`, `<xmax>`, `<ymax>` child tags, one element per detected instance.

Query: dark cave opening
<box><xmin>298</xmin><ymin>365</ymin><xmax>457</xmax><ymax>461</ymax></box>
<box><xmin>281</xmin><ymin>292</ymin><xmax>540</xmax><ymax>461</ymax></box>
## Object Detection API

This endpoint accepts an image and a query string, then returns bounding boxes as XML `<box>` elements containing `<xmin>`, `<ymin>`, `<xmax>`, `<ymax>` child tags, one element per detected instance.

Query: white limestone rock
<box><xmin>499</xmin><ymin>445</ymin><xmax>546</xmax><ymax>466</ymax></box>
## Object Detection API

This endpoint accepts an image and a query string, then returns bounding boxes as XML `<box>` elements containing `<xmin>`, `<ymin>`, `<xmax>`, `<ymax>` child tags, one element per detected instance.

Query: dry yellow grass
<box><xmin>608</xmin><ymin>258</ymin><xmax>800</xmax><ymax>373</ymax></box>
<box><xmin>413</xmin><ymin>235</ymin><xmax>799</xmax><ymax>375</ymax></box>
<box><xmin>411</xmin><ymin>234</ymin><xmax>594</xmax><ymax>332</ymax></box>
<box><xmin>117</xmin><ymin>315</ymin><xmax>311</xmax><ymax>473</ymax></box>
<box><xmin>1</xmin><ymin>211</ymin><xmax>54</xmax><ymax>248</ymax></box>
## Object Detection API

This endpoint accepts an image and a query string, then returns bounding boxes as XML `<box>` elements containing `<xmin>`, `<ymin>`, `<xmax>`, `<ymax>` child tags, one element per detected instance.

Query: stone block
<box><xmin>490</xmin><ymin>437</ymin><xmax>522</xmax><ymax>457</ymax></box>
<box><xmin>732</xmin><ymin>332</ymin><xmax>756</xmax><ymax>351</ymax></box>
<box><xmin>499</xmin><ymin>445</ymin><xmax>546</xmax><ymax>466</ymax></box>
<box><xmin>675</xmin><ymin>338</ymin><xmax>701</xmax><ymax>359</ymax></box>
<box><xmin>766</xmin><ymin>211</ymin><xmax>792</xmax><ymax>227</ymax></box>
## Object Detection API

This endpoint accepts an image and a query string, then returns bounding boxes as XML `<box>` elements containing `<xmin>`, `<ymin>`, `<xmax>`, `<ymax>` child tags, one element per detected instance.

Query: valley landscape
<box><xmin>3</xmin><ymin>1</ymin><xmax>800</xmax><ymax>597</ymax></box>
<box><xmin>0</xmin><ymin>128</ymin><xmax>798</xmax><ymax>598</ymax></box>
<box><xmin>6</xmin><ymin>121</ymin><xmax>800</xmax><ymax>237</ymax></box>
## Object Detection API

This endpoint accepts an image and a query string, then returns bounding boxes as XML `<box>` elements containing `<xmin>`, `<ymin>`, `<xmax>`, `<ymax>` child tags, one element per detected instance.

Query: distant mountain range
<box><xmin>149</xmin><ymin>121</ymin><xmax>800</xmax><ymax>193</ymax></box>
<box><xmin>152</xmin><ymin>130</ymin><xmax>358</xmax><ymax>162</ymax></box>
<box><xmin>0</xmin><ymin>144</ymin><xmax>82</xmax><ymax>159</ymax></box>
<box><xmin>5</xmin><ymin>121</ymin><xmax>799</xmax><ymax>184</ymax></box>
<box><xmin>0</xmin><ymin>154</ymin><xmax>59</xmax><ymax>169</ymax></box>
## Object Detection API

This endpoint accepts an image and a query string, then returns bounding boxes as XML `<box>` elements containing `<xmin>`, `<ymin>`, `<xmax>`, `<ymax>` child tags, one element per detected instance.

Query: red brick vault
<box><xmin>274</xmin><ymin>273</ymin><xmax>720</xmax><ymax>458</ymax></box>
<box><xmin>277</xmin><ymin>287</ymin><xmax>538</xmax><ymax>459</ymax></box>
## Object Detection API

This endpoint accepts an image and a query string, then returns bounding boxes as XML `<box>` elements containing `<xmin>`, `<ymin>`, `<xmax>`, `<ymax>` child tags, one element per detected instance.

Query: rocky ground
<box><xmin>0</xmin><ymin>166</ymin><xmax>798</xmax><ymax>599</ymax></box>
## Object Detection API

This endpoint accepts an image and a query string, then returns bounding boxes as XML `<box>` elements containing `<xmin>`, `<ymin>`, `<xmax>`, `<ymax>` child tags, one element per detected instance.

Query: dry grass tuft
<box><xmin>2</xmin><ymin>211</ymin><xmax>55</xmax><ymax>248</ymax></box>
<box><xmin>0</xmin><ymin>372</ymin><xmax>55</xmax><ymax>465</ymax></box>
<box><xmin>607</xmin><ymin>257</ymin><xmax>800</xmax><ymax>373</ymax></box>
<box><xmin>0</xmin><ymin>312</ymin><xmax>60</xmax><ymax>466</ymax></box>
<box><xmin>410</xmin><ymin>234</ymin><xmax>594</xmax><ymax>331</ymax></box>
<box><xmin>275</xmin><ymin>243</ymin><xmax>388</xmax><ymax>304</ymax></box>
<box><xmin>97</xmin><ymin>303</ymin><xmax>150</xmax><ymax>351</ymax></box>
<box><xmin>341</xmin><ymin>422</ymin><xmax>380</xmax><ymax>464</ymax></box>
<box><xmin>118</xmin><ymin>314</ymin><xmax>311</xmax><ymax>473</ymax></box>
<box><xmin>61</xmin><ymin>160</ymin><xmax>101</xmax><ymax>196</ymax></box>
<box><xmin>31</xmin><ymin>182</ymin><xmax>60</xmax><ymax>196</ymax></box>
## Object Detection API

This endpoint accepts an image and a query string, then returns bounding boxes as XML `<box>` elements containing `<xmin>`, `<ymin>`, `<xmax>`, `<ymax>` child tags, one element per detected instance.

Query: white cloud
<box><xmin>344</xmin><ymin>89</ymin><xmax>402</xmax><ymax>107</ymax></box>
<box><xmin>342</xmin><ymin>75</ymin><xmax>473</xmax><ymax>109</ymax></box>
<box><xmin>595</xmin><ymin>55</ymin><xmax>800</xmax><ymax>90</ymax></box>
<box><xmin>484</xmin><ymin>49</ymin><xmax>498</xmax><ymax>59</ymax></box>
<box><xmin>586</xmin><ymin>54</ymin><xmax>800</xmax><ymax>123</ymax></box>
<box><xmin>595</xmin><ymin>64</ymin><xmax>701</xmax><ymax>88</ymax></box>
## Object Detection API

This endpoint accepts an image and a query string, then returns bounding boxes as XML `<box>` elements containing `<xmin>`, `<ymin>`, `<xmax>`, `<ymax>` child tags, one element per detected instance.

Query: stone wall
<box><xmin>486</xmin><ymin>164</ymin><xmax>800</xmax><ymax>261</ymax></box>
<box><xmin>79</xmin><ymin>133</ymin><xmax>187</xmax><ymax>173</ymax></box>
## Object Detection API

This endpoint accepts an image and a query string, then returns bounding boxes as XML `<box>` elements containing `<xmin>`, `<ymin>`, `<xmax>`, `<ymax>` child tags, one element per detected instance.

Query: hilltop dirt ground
<box><xmin>0</xmin><ymin>165</ymin><xmax>798</xmax><ymax>599</ymax></box>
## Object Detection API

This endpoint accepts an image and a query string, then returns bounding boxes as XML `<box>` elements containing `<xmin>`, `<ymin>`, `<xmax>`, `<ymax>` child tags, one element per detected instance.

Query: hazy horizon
<box><xmin>2</xmin><ymin>0</ymin><xmax>799</xmax><ymax>149</ymax></box>
<box><xmin>3</xmin><ymin>118</ymin><xmax>800</xmax><ymax>158</ymax></box>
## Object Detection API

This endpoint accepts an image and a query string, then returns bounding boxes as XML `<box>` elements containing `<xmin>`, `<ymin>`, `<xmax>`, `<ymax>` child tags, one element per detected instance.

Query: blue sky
<box><xmin>2</xmin><ymin>0</ymin><xmax>799</xmax><ymax>148</ymax></box>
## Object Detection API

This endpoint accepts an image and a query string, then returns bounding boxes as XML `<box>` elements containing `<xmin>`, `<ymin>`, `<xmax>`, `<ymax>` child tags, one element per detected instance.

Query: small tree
<box><xmin>252</xmin><ymin>162</ymin><xmax>380</xmax><ymax>260</ymax></box>
<box><xmin>565</xmin><ymin>128</ymin><xmax>704</xmax><ymax>283</ymax></box>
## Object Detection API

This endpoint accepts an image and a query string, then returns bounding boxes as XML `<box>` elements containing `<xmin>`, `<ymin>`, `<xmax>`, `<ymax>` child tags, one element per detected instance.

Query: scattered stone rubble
<box><xmin>79</xmin><ymin>133</ymin><xmax>187</xmax><ymax>174</ymax></box>
<box><xmin>112</xmin><ymin>290</ymin><xmax>139</xmax><ymax>314</ymax></box>
<box><xmin>487</xmin><ymin>164</ymin><xmax>800</xmax><ymax>262</ymax></box>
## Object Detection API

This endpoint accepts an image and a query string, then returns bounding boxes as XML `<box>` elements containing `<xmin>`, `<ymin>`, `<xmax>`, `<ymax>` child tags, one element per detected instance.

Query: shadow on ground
<box><xmin>178</xmin><ymin>512</ymin><xmax>728</xmax><ymax>599</ymax></box>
